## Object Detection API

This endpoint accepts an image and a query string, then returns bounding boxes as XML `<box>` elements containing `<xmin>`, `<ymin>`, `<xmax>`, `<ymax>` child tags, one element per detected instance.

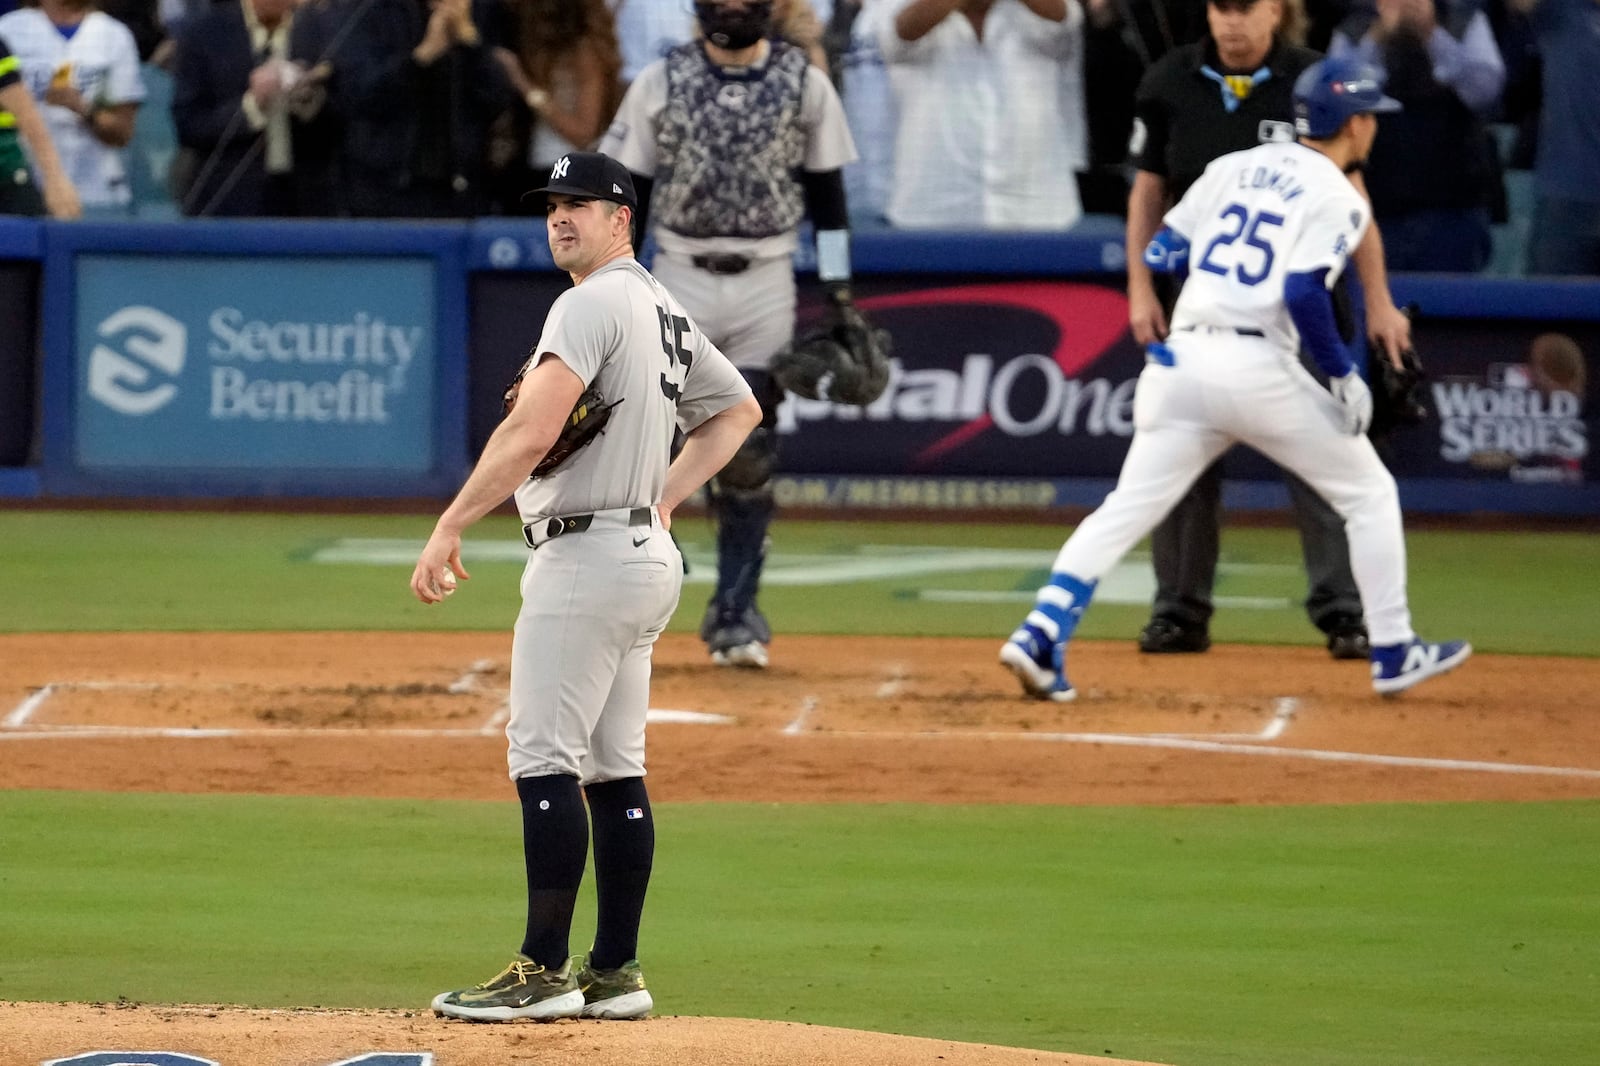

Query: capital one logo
<box><xmin>87</xmin><ymin>306</ymin><xmax>188</xmax><ymax>416</ymax></box>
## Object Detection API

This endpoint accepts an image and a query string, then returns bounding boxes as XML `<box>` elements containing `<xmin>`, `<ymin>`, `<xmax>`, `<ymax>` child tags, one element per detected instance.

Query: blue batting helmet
<box><xmin>1293</xmin><ymin>56</ymin><xmax>1401</xmax><ymax>139</ymax></box>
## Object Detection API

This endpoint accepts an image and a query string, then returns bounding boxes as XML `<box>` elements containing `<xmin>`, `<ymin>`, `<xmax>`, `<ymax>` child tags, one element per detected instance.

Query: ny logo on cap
<box><xmin>552</xmin><ymin>156</ymin><xmax>571</xmax><ymax>179</ymax></box>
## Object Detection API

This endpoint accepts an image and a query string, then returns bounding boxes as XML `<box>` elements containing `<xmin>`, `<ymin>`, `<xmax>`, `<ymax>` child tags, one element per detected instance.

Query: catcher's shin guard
<box><xmin>711</xmin><ymin>489</ymin><xmax>773</xmax><ymax>622</ymax></box>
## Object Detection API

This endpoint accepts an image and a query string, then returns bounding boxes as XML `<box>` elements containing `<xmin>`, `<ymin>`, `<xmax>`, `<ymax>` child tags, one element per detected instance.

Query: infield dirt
<box><xmin>3</xmin><ymin>631</ymin><xmax>1597</xmax><ymax>1065</ymax></box>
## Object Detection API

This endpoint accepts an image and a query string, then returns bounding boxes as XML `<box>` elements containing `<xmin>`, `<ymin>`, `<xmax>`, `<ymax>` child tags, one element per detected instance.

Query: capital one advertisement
<box><xmin>779</xmin><ymin>280</ymin><xmax>1144</xmax><ymax>476</ymax></box>
<box><xmin>775</xmin><ymin>278</ymin><xmax>1596</xmax><ymax>493</ymax></box>
<box><xmin>467</xmin><ymin>274</ymin><xmax>1595</xmax><ymax>506</ymax></box>
<box><xmin>74</xmin><ymin>256</ymin><xmax>436</xmax><ymax>471</ymax></box>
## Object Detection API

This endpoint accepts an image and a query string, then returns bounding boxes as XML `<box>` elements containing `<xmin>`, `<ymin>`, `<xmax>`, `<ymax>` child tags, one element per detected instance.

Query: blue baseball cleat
<box><xmin>999</xmin><ymin>630</ymin><xmax>1076</xmax><ymax>702</ymax></box>
<box><xmin>1370</xmin><ymin>638</ymin><xmax>1472</xmax><ymax>696</ymax></box>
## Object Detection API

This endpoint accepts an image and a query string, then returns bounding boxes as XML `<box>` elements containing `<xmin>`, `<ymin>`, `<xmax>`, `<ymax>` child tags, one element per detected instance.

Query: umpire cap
<box><xmin>1293</xmin><ymin>56</ymin><xmax>1401</xmax><ymax>140</ymax></box>
<box><xmin>528</xmin><ymin>152</ymin><xmax>638</xmax><ymax>211</ymax></box>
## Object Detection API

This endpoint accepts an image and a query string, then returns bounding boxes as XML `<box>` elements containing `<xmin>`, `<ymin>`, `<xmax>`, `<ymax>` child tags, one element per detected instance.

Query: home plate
<box><xmin>647</xmin><ymin>709</ymin><xmax>734</xmax><ymax>724</ymax></box>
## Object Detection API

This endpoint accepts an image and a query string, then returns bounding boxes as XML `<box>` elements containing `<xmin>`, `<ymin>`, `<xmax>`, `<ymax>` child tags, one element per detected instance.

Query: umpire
<box><xmin>1124</xmin><ymin>0</ymin><xmax>1412</xmax><ymax>659</ymax></box>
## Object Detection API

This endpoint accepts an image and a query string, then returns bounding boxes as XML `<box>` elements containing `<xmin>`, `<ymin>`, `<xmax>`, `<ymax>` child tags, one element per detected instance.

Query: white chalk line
<box><xmin>801</xmin><ymin>726</ymin><xmax>1600</xmax><ymax>779</ymax></box>
<box><xmin>1150</xmin><ymin>696</ymin><xmax>1299</xmax><ymax>742</ymax></box>
<box><xmin>450</xmin><ymin>659</ymin><xmax>497</xmax><ymax>695</ymax></box>
<box><xmin>10</xmin><ymin>676</ymin><xmax>1593</xmax><ymax>779</ymax></box>
<box><xmin>875</xmin><ymin>663</ymin><xmax>909</xmax><ymax>699</ymax></box>
<box><xmin>3</xmin><ymin>684</ymin><xmax>54</xmax><ymax>728</ymax></box>
<box><xmin>0</xmin><ymin>708</ymin><xmax>734</xmax><ymax>742</ymax></box>
<box><xmin>1</xmin><ymin>666</ymin><xmax>732</xmax><ymax>742</ymax></box>
<box><xmin>783</xmin><ymin>696</ymin><xmax>819</xmax><ymax>735</ymax></box>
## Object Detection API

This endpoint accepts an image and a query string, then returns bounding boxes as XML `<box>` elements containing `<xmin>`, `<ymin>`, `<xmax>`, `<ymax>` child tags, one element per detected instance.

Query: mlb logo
<box><xmin>1489</xmin><ymin>363</ymin><xmax>1531</xmax><ymax>389</ymax></box>
<box><xmin>626</xmin><ymin>807</ymin><xmax>644</xmax><ymax>820</ymax></box>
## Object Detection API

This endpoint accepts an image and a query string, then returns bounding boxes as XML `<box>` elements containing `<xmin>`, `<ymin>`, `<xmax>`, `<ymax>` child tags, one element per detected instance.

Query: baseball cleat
<box><xmin>575</xmin><ymin>956</ymin><xmax>653</xmax><ymax>1020</ymax></box>
<box><xmin>1370</xmin><ymin>638</ymin><xmax>1472</xmax><ymax>696</ymax></box>
<box><xmin>1322</xmin><ymin>613</ymin><xmax>1371</xmax><ymax>661</ymax></box>
<box><xmin>999</xmin><ymin>636</ymin><xmax>1075</xmax><ymax>702</ymax></box>
<box><xmin>431</xmin><ymin>954</ymin><xmax>583</xmax><ymax>1022</ymax></box>
<box><xmin>711</xmin><ymin>640</ymin><xmax>769</xmax><ymax>668</ymax></box>
<box><xmin>1137</xmin><ymin>616</ymin><xmax>1211</xmax><ymax>654</ymax></box>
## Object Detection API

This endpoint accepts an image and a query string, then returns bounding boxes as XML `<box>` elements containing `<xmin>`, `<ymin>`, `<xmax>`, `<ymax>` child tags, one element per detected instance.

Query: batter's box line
<box><xmin>1146</xmin><ymin>696</ymin><xmax>1300</xmax><ymax>743</ymax></box>
<box><xmin>801</xmin><ymin>727</ymin><xmax>1600</xmax><ymax>780</ymax></box>
<box><xmin>1</xmin><ymin>679</ymin><xmax>733</xmax><ymax>741</ymax></box>
<box><xmin>2</xmin><ymin>678</ymin><xmax>512</xmax><ymax>738</ymax></box>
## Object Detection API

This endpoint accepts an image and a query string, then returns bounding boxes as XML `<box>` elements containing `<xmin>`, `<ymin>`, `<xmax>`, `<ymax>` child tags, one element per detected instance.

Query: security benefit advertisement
<box><xmin>777</xmin><ymin>279</ymin><xmax>1596</xmax><ymax>493</ymax></box>
<box><xmin>73</xmin><ymin>256</ymin><xmax>436</xmax><ymax>472</ymax></box>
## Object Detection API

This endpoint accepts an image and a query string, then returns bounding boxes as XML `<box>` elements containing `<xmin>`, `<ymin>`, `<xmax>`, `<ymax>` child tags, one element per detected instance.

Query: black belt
<box><xmin>522</xmin><ymin>506</ymin><xmax>654</xmax><ymax>549</ymax></box>
<box><xmin>1178</xmin><ymin>325</ymin><xmax>1266</xmax><ymax>338</ymax></box>
<box><xmin>691</xmin><ymin>253</ymin><xmax>752</xmax><ymax>275</ymax></box>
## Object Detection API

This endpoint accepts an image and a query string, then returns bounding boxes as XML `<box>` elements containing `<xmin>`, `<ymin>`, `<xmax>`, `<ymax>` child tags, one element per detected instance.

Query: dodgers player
<box><xmin>412</xmin><ymin>151</ymin><xmax>760</xmax><ymax>1022</ymax></box>
<box><xmin>999</xmin><ymin>57</ymin><xmax>1470</xmax><ymax>700</ymax></box>
<box><xmin>601</xmin><ymin>0</ymin><xmax>859</xmax><ymax>669</ymax></box>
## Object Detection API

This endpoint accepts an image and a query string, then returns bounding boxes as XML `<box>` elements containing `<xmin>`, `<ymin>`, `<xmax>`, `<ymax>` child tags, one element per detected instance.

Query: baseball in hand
<box><xmin>438</xmin><ymin>567</ymin><xmax>457</xmax><ymax>597</ymax></box>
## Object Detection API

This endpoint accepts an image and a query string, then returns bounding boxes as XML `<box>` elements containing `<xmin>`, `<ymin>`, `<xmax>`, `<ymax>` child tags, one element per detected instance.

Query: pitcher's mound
<box><xmin>0</xmin><ymin>1001</ymin><xmax>1171</xmax><ymax>1066</ymax></box>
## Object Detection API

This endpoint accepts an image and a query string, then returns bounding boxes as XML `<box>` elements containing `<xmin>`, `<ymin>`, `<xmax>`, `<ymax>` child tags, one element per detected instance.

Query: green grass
<box><xmin>4</xmin><ymin>509</ymin><xmax>1598</xmax><ymax>1065</ymax></box>
<box><xmin>2</xmin><ymin>510</ymin><xmax>1596</xmax><ymax>655</ymax></box>
<box><xmin>1</xmin><ymin>791</ymin><xmax>1597</xmax><ymax>1066</ymax></box>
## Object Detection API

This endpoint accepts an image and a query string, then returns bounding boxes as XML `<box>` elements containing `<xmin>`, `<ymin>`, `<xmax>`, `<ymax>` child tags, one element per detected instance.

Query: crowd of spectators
<box><xmin>0</xmin><ymin>0</ymin><xmax>1595</xmax><ymax>274</ymax></box>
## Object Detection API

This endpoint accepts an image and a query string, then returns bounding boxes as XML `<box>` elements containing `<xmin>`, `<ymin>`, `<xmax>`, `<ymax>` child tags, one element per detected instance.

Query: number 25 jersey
<box><xmin>1165</xmin><ymin>141</ymin><xmax>1370</xmax><ymax>355</ymax></box>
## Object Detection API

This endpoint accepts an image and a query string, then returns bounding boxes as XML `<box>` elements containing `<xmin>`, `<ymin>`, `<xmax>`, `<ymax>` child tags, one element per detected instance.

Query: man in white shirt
<box><xmin>0</xmin><ymin>0</ymin><xmax>143</xmax><ymax>211</ymax></box>
<box><xmin>872</xmin><ymin>0</ymin><xmax>1085</xmax><ymax>229</ymax></box>
<box><xmin>607</xmin><ymin>0</ymin><xmax>696</xmax><ymax>84</ymax></box>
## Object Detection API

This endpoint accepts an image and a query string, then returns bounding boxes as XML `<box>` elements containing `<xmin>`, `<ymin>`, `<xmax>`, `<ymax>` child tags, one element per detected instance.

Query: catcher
<box><xmin>599</xmin><ymin>0</ymin><xmax>887</xmax><ymax>669</ymax></box>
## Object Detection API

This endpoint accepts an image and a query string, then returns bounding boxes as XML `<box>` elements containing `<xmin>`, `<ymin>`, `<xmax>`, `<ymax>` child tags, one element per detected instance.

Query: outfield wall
<box><xmin>2</xmin><ymin>217</ymin><xmax>1596</xmax><ymax>515</ymax></box>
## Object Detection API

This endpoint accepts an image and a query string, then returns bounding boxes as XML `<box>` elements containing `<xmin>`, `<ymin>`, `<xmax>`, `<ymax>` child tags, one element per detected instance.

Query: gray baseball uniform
<box><xmin>600</xmin><ymin>42</ymin><xmax>857</xmax><ymax>369</ymax></box>
<box><xmin>598</xmin><ymin>34</ymin><xmax>858</xmax><ymax>670</ymax></box>
<box><xmin>507</xmin><ymin>257</ymin><xmax>751</xmax><ymax>783</ymax></box>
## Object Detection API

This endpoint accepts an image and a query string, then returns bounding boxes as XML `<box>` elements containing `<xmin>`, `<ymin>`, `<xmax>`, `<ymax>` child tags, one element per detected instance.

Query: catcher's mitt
<box><xmin>1366</xmin><ymin>344</ymin><xmax>1428</xmax><ymax>439</ymax></box>
<box><xmin>771</xmin><ymin>286</ymin><xmax>891</xmax><ymax>406</ymax></box>
<box><xmin>503</xmin><ymin>364</ymin><xmax>624</xmax><ymax>478</ymax></box>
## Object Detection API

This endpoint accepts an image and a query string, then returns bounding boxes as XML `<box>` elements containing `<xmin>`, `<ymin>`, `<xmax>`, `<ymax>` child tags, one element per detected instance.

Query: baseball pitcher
<box><xmin>411</xmin><ymin>151</ymin><xmax>760</xmax><ymax>1022</ymax></box>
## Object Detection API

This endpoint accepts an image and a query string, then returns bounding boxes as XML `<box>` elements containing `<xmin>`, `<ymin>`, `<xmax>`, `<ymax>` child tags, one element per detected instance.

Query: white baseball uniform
<box><xmin>0</xmin><ymin>7</ymin><xmax>144</xmax><ymax>208</ymax></box>
<box><xmin>1051</xmin><ymin>140</ymin><xmax>1416</xmax><ymax>647</ymax></box>
<box><xmin>506</xmin><ymin>257</ymin><xmax>752</xmax><ymax>783</ymax></box>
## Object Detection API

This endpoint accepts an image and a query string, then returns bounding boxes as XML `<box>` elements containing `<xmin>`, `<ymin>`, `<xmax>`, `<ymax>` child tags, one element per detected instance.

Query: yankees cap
<box><xmin>530</xmin><ymin>152</ymin><xmax>638</xmax><ymax>211</ymax></box>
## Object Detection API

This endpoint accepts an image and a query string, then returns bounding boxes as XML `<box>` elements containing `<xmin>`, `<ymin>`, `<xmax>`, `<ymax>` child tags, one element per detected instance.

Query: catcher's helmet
<box><xmin>1293</xmin><ymin>56</ymin><xmax>1401</xmax><ymax>139</ymax></box>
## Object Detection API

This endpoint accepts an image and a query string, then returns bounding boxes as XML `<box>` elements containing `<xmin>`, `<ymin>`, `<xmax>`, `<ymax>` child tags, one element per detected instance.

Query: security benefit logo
<box><xmin>88</xmin><ymin>306</ymin><xmax>187</xmax><ymax>416</ymax></box>
<box><xmin>86</xmin><ymin>305</ymin><xmax>420</xmax><ymax>425</ymax></box>
<box><xmin>206</xmin><ymin>307</ymin><xmax>418</xmax><ymax>424</ymax></box>
<box><xmin>1434</xmin><ymin>333</ymin><xmax>1589</xmax><ymax>484</ymax></box>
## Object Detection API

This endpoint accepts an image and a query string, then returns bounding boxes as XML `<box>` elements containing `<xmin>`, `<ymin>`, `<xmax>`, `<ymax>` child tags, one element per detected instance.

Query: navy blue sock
<box><xmin>583</xmin><ymin>777</ymin><xmax>654</xmax><ymax>971</ymax></box>
<box><xmin>515</xmin><ymin>773</ymin><xmax>588</xmax><ymax>970</ymax></box>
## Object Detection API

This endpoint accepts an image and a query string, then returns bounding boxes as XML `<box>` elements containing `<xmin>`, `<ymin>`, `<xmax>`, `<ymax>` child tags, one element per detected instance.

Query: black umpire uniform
<box><xmin>1128</xmin><ymin>33</ymin><xmax>1370</xmax><ymax>659</ymax></box>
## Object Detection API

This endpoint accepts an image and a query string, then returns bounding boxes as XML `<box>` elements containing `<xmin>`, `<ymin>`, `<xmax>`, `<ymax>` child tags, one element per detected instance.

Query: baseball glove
<box><xmin>1366</xmin><ymin>344</ymin><xmax>1428</xmax><ymax>439</ymax></box>
<box><xmin>503</xmin><ymin>365</ymin><xmax>624</xmax><ymax>478</ymax></box>
<box><xmin>771</xmin><ymin>285</ymin><xmax>892</xmax><ymax>407</ymax></box>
